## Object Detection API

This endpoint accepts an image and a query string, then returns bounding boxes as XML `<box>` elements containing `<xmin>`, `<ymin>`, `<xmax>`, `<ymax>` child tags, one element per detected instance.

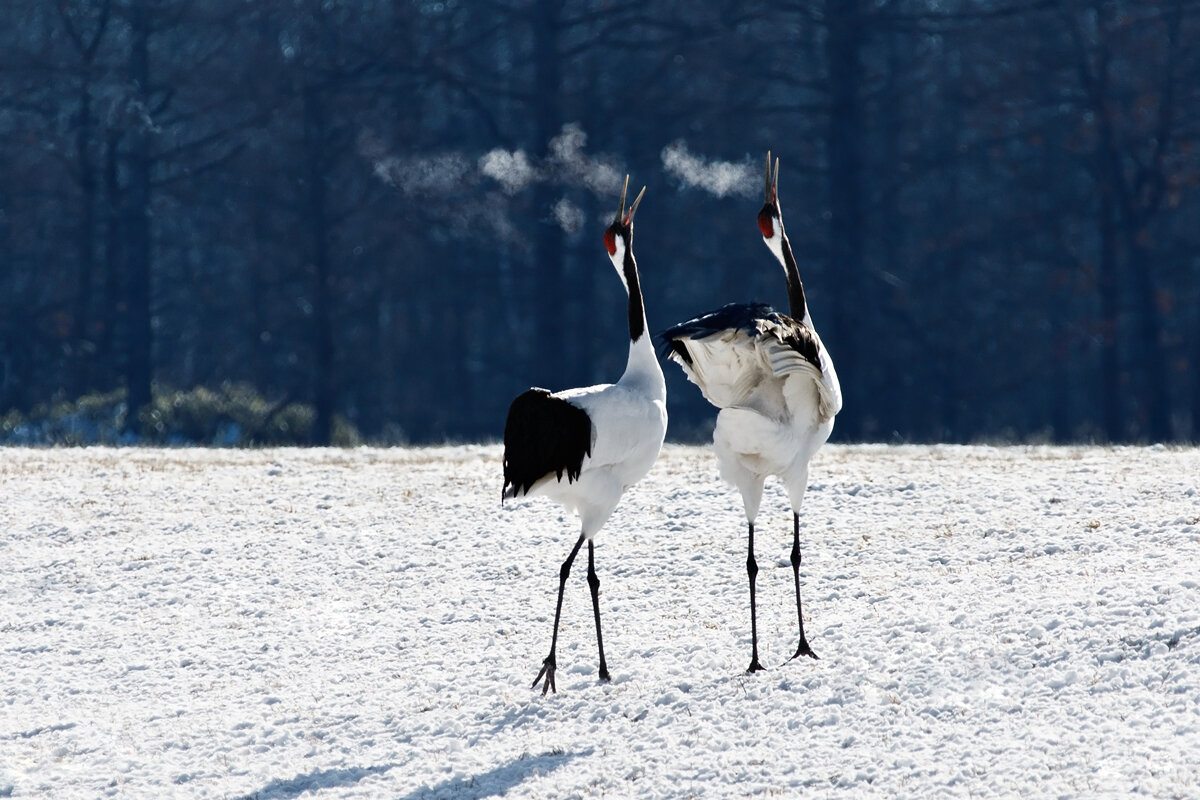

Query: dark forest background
<box><xmin>1</xmin><ymin>0</ymin><xmax>1198</xmax><ymax>445</ymax></box>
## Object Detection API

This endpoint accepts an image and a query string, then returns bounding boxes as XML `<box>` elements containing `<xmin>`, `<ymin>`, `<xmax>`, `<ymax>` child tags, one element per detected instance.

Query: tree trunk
<box><xmin>1194</xmin><ymin>319</ymin><xmax>1200</xmax><ymax>441</ymax></box>
<box><xmin>1086</xmin><ymin>17</ymin><xmax>1123</xmax><ymax>443</ymax></box>
<box><xmin>1048</xmin><ymin>277</ymin><xmax>1073</xmax><ymax>441</ymax></box>
<box><xmin>1129</xmin><ymin>239</ymin><xmax>1170</xmax><ymax>440</ymax></box>
<box><xmin>303</xmin><ymin>82</ymin><xmax>335</xmax><ymax>446</ymax></box>
<box><xmin>531</xmin><ymin>0</ymin><xmax>565</xmax><ymax>383</ymax></box>
<box><xmin>1096</xmin><ymin>158</ymin><xmax>1122</xmax><ymax>442</ymax></box>
<box><xmin>824</xmin><ymin>0</ymin><xmax>865</xmax><ymax>440</ymax></box>
<box><xmin>124</xmin><ymin>1</ymin><xmax>153</xmax><ymax>433</ymax></box>
<box><xmin>100</xmin><ymin>130</ymin><xmax>122</xmax><ymax>394</ymax></box>
<box><xmin>61</xmin><ymin>0</ymin><xmax>112</xmax><ymax>399</ymax></box>
<box><xmin>72</xmin><ymin>80</ymin><xmax>97</xmax><ymax>397</ymax></box>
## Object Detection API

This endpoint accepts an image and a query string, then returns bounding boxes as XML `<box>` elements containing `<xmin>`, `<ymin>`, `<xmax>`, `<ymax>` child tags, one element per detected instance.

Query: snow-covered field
<box><xmin>2</xmin><ymin>444</ymin><xmax>1199</xmax><ymax>799</ymax></box>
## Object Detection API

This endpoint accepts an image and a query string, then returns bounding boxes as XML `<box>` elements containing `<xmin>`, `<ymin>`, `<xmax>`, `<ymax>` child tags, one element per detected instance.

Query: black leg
<box><xmin>746</xmin><ymin>522</ymin><xmax>765</xmax><ymax>673</ymax></box>
<box><xmin>586</xmin><ymin>540</ymin><xmax>611</xmax><ymax>682</ymax></box>
<box><xmin>789</xmin><ymin>512</ymin><xmax>818</xmax><ymax>661</ymax></box>
<box><xmin>532</xmin><ymin>533</ymin><xmax>585</xmax><ymax>695</ymax></box>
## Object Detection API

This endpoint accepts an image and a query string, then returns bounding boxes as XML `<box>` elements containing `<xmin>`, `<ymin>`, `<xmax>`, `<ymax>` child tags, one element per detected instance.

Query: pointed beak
<box><xmin>625</xmin><ymin>185</ymin><xmax>646</xmax><ymax>225</ymax></box>
<box><xmin>772</xmin><ymin>157</ymin><xmax>780</xmax><ymax>199</ymax></box>
<box><xmin>615</xmin><ymin>175</ymin><xmax>629</xmax><ymax>224</ymax></box>
<box><xmin>764</xmin><ymin>151</ymin><xmax>773</xmax><ymax>203</ymax></box>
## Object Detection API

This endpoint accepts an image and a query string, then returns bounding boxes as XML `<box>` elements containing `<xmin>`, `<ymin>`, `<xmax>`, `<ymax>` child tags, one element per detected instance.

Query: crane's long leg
<box><xmin>532</xmin><ymin>533</ymin><xmax>585</xmax><ymax>695</ymax></box>
<box><xmin>789</xmin><ymin>512</ymin><xmax>819</xmax><ymax>661</ymax></box>
<box><xmin>746</xmin><ymin>522</ymin><xmax>765</xmax><ymax>673</ymax></box>
<box><xmin>586</xmin><ymin>540</ymin><xmax>611</xmax><ymax>682</ymax></box>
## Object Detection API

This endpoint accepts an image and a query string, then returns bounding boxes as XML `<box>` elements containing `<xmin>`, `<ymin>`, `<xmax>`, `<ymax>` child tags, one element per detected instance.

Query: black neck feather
<box><xmin>780</xmin><ymin>234</ymin><xmax>808</xmax><ymax>321</ymax></box>
<box><xmin>624</xmin><ymin>249</ymin><xmax>645</xmax><ymax>342</ymax></box>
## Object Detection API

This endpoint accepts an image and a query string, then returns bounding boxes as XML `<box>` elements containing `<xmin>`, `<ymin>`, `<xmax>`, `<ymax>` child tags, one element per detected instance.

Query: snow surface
<box><xmin>2</xmin><ymin>444</ymin><xmax>1199</xmax><ymax>799</ymax></box>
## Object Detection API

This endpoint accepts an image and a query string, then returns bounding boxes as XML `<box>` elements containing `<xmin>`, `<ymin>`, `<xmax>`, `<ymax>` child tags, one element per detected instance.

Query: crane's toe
<box><xmin>532</xmin><ymin>655</ymin><xmax>557</xmax><ymax>695</ymax></box>
<box><xmin>789</xmin><ymin>641</ymin><xmax>819</xmax><ymax>662</ymax></box>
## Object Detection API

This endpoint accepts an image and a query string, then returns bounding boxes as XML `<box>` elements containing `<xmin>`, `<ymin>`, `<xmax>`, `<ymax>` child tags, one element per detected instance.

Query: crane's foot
<box><xmin>788</xmin><ymin>640</ymin><xmax>819</xmax><ymax>662</ymax></box>
<box><xmin>598</xmin><ymin>665</ymin><xmax>611</xmax><ymax>683</ymax></box>
<box><xmin>746</xmin><ymin>657</ymin><xmax>766</xmax><ymax>674</ymax></box>
<box><xmin>532</xmin><ymin>654</ymin><xmax>557</xmax><ymax>695</ymax></box>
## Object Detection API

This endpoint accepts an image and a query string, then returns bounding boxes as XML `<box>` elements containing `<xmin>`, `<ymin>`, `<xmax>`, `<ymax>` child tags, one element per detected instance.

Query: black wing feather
<box><xmin>657</xmin><ymin>302</ymin><xmax>779</xmax><ymax>359</ymax></box>
<box><xmin>657</xmin><ymin>301</ymin><xmax>822</xmax><ymax>371</ymax></box>
<box><xmin>773</xmin><ymin>318</ymin><xmax>823</xmax><ymax>372</ymax></box>
<box><xmin>502</xmin><ymin>388</ymin><xmax>593</xmax><ymax>500</ymax></box>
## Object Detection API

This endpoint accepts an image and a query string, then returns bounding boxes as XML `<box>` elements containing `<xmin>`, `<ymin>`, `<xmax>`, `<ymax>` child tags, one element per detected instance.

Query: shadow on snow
<box><xmin>236</xmin><ymin>764</ymin><xmax>396</xmax><ymax>800</ymax></box>
<box><xmin>396</xmin><ymin>749</ymin><xmax>587</xmax><ymax>800</ymax></box>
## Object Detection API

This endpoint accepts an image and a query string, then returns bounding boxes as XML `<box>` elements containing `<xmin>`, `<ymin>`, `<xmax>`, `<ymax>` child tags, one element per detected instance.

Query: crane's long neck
<box><xmin>618</xmin><ymin>247</ymin><xmax>665</xmax><ymax>399</ymax></box>
<box><xmin>772</xmin><ymin>230</ymin><xmax>810</xmax><ymax>325</ymax></box>
<box><xmin>624</xmin><ymin>248</ymin><xmax>646</xmax><ymax>343</ymax></box>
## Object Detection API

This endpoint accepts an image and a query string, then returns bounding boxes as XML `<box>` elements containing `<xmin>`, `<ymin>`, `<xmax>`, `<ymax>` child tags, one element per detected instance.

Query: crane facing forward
<box><xmin>659</xmin><ymin>154</ymin><xmax>841</xmax><ymax>672</ymax></box>
<box><xmin>503</xmin><ymin>177</ymin><xmax>667</xmax><ymax>694</ymax></box>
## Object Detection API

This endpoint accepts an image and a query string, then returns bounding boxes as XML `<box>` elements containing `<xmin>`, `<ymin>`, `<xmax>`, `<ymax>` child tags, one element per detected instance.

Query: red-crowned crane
<box><xmin>659</xmin><ymin>154</ymin><xmax>841</xmax><ymax>672</ymax></box>
<box><xmin>503</xmin><ymin>177</ymin><xmax>668</xmax><ymax>695</ymax></box>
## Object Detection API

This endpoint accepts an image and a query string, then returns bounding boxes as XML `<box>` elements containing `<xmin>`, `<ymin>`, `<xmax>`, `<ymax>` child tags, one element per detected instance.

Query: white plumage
<box><xmin>529</xmin><ymin>374</ymin><xmax>667</xmax><ymax>536</ymax></box>
<box><xmin>502</xmin><ymin>178</ymin><xmax>666</xmax><ymax>694</ymax></box>
<box><xmin>677</xmin><ymin>317</ymin><xmax>841</xmax><ymax>425</ymax></box>
<box><xmin>660</xmin><ymin>153</ymin><xmax>840</xmax><ymax>670</ymax></box>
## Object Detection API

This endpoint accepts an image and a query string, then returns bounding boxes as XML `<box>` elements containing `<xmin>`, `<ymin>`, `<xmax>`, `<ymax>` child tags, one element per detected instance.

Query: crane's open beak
<box><xmin>764</xmin><ymin>151</ymin><xmax>773</xmax><ymax>202</ymax></box>
<box><xmin>615</xmin><ymin>176</ymin><xmax>629</xmax><ymax>224</ymax></box>
<box><xmin>616</xmin><ymin>175</ymin><xmax>645</xmax><ymax>225</ymax></box>
<box><xmin>764</xmin><ymin>152</ymin><xmax>779</xmax><ymax>203</ymax></box>
<box><xmin>626</xmin><ymin>185</ymin><xmax>646</xmax><ymax>225</ymax></box>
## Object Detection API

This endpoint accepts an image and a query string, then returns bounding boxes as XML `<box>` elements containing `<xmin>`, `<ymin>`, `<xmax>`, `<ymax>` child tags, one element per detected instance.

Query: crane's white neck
<box><xmin>608</xmin><ymin>236</ymin><xmax>631</xmax><ymax>293</ymax></box>
<box><xmin>609</xmin><ymin>236</ymin><xmax>665</xmax><ymax>400</ymax></box>
<box><xmin>620</xmin><ymin>324</ymin><xmax>666</xmax><ymax>400</ymax></box>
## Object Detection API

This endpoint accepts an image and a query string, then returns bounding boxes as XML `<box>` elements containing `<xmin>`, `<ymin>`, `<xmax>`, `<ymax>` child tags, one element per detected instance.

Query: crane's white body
<box><xmin>676</xmin><ymin>315</ymin><xmax>839</xmax><ymax>522</ymax></box>
<box><xmin>525</xmin><ymin>334</ymin><xmax>667</xmax><ymax>538</ymax></box>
